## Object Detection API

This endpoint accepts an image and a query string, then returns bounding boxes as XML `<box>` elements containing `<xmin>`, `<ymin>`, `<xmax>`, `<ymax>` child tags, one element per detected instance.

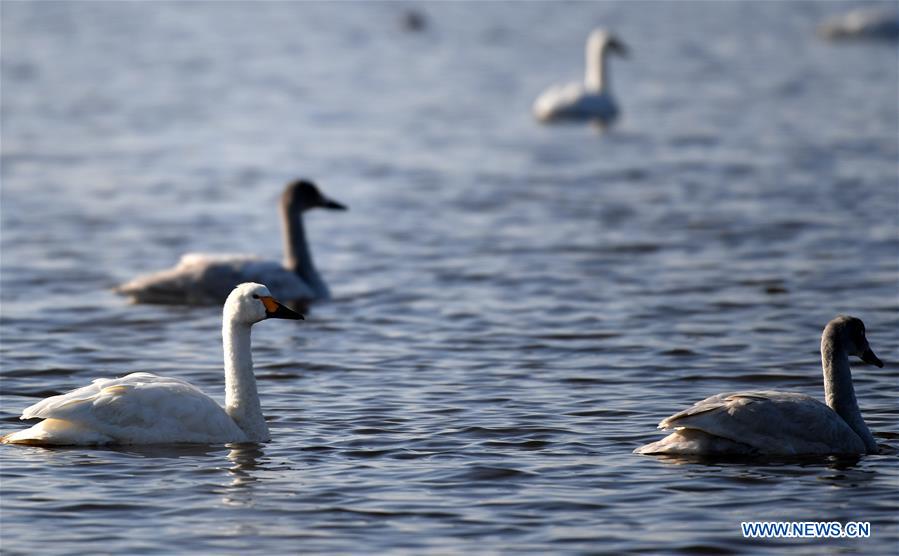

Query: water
<box><xmin>1</xmin><ymin>1</ymin><xmax>897</xmax><ymax>554</ymax></box>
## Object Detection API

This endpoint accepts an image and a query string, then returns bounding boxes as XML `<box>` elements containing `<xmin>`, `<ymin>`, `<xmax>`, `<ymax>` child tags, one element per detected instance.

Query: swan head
<box><xmin>225</xmin><ymin>283</ymin><xmax>305</xmax><ymax>325</ymax></box>
<box><xmin>588</xmin><ymin>29</ymin><xmax>628</xmax><ymax>58</ymax></box>
<box><xmin>282</xmin><ymin>179</ymin><xmax>347</xmax><ymax>214</ymax></box>
<box><xmin>826</xmin><ymin>316</ymin><xmax>883</xmax><ymax>367</ymax></box>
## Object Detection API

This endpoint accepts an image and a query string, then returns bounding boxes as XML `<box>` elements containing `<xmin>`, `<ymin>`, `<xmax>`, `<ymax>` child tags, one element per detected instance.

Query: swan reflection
<box><xmin>222</xmin><ymin>442</ymin><xmax>265</xmax><ymax>507</ymax></box>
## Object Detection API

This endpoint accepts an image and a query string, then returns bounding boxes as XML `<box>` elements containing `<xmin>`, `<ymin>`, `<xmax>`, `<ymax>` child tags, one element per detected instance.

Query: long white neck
<box><xmin>585</xmin><ymin>41</ymin><xmax>609</xmax><ymax>92</ymax></box>
<box><xmin>821</xmin><ymin>333</ymin><xmax>876</xmax><ymax>453</ymax></box>
<box><xmin>223</xmin><ymin>321</ymin><xmax>270</xmax><ymax>442</ymax></box>
<box><xmin>281</xmin><ymin>204</ymin><xmax>329</xmax><ymax>299</ymax></box>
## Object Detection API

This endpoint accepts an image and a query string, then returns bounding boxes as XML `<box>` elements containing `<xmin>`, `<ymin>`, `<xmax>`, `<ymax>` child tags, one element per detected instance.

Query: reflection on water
<box><xmin>225</xmin><ymin>443</ymin><xmax>264</xmax><ymax>497</ymax></box>
<box><xmin>646</xmin><ymin>453</ymin><xmax>865</xmax><ymax>471</ymax></box>
<box><xmin>110</xmin><ymin>444</ymin><xmax>231</xmax><ymax>460</ymax></box>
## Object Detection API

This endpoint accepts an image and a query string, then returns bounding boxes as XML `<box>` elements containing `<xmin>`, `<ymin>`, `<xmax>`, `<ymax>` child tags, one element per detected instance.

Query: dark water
<box><xmin>2</xmin><ymin>1</ymin><xmax>897</xmax><ymax>554</ymax></box>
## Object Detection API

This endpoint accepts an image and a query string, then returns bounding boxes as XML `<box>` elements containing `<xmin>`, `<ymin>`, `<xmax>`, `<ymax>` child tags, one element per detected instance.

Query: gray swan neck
<box><xmin>281</xmin><ymin>202</ymin><xmax>328</xmax><ymax>298</ymax></box>
<box><xmin>821</xmin><ymin>331</ymin><xmax>877</xmax><ymax>453</ymax></box>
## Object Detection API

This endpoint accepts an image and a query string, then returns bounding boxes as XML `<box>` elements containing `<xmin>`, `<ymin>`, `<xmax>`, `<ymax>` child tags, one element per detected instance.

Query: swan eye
<box><xmin>252</xmin><ymin>294</ymin><xmax>260</xmax><ymax>299</ymax></box>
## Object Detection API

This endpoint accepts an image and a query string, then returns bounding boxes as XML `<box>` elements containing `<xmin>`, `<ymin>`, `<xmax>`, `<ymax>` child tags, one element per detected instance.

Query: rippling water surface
<box><xmin>2</xmin><ymin>1</ymin><xmax>898</xmax><ymax>554</ymax></box>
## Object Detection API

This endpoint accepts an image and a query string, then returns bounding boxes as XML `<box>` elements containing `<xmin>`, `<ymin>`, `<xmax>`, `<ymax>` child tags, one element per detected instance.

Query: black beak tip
<box><xmin>609</xmin><ymin>39</ymin><xmax>629</xmax><ymax>57</ymax></box>
<box><xmin>322</xmin><ymin>199</ymin><xmax>348</xmax><ymax>211</ymax></box>
<box><xmin>266</xmin><ymin>303</ymin><xmax>305</xmax><ymax>320</ymax></box>
<box><xmin>862</xmin><ymin>349</ymin><xmax>884</xmax><ymax>368</ymax></box>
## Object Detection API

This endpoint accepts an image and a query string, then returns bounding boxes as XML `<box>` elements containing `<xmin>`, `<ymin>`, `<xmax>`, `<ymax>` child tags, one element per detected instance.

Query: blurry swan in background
<box><xmin>116</xmin><ymin>179</ymin><xmax>346</xmax><ymax>305</ymax></box>
<box><xmin>817</xmin><ymin>6</ymin><xmax>899</xmax><ymax>41</ymax></box>
<box><xmin>2</xmin><ymin>283</ymin><xmax>302</xmax><ymax>445</ymax></box>
<box><xmin>635</xmin><ymin>316</ymin><xmax>884</xmax><ymax>456</ymax></box>
<box><xmin>533</xmin><ymin>29</ymin><xmax>628</xmax><ymax>128</ymax></box>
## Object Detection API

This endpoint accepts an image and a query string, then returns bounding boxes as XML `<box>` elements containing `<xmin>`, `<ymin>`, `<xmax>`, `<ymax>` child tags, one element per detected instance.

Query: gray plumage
<box><xmin>116</xmin><ymin>180</ymin><xmax>346</xmax><ymax>305</ymax></box>
<box><xmin>635</xmin><ymin>316</ymin><xmax>884</xmax><ymax>456</ymax></box>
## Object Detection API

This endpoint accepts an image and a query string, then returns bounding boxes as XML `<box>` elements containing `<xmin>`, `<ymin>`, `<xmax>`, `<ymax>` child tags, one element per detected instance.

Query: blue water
<box><xmin>2</xmin><ymin>1</ymin><xmax>897</xmax><ymax>554</ymax></box>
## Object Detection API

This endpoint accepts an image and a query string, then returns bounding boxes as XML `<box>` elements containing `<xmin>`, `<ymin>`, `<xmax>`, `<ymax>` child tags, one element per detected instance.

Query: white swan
<box><xmin>635</xmin><ymin>316</ymin><xmax>884</xmax><ymax>456</ymax></box>
<box><xmin>115</xmin><ymin>180</ymin><xmax>346</xmax><ymax>305</ymax></box>
<box><xmin>818</xmin><ymin>6</ymin><xmax>899</xmax><ymax>41</ymax></box>
<box><xmin>533</xmin><ymin>29</ymin><xmax>628</xmax><ymax>127</ymax></box>
<box><xmin>2</xmin><ymin>283</ymin><xmax>302</xmax><ymax>445</ymax></box>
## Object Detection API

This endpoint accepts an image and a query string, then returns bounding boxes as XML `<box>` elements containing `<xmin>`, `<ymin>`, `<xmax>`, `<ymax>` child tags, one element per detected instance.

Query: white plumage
<box><xmin>533</xmin><ymin>29</ymin><xmax>628</xmax><ymax>127</ymax></box>
<box><xmin>635</xmin><ymin>316</ymin><xmax>884</xmax><ymax>456</ymax></box>
<box><xmin>818</xmin><ymin>6</ymin><xmax>899</xmax><ymax>41</ymax></box>
<box><xmin>2</xmin><ymin>283</ymin><xmax>303</xmax><ymax>446</ymax></box>
<box><xmin>115</xmin><ymin>180</ymin><xmax>346</xmax><ymax>305</ymax></box>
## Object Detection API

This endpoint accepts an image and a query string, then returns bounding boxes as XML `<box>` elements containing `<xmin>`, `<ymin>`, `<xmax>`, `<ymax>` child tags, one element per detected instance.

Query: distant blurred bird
<box><xmin>533</xmin><ymin>29</ymin><xmax>628</xmax><ymax>128</ymax></box>
<box><xmin>115</xmin><ymin>180</ymin><xmax>346</xmax><ymax>306</ymax></box>
<box><xmin>400</xmin><ymin>8</ymin><xmax>427</xmax><ymax>32</ymax></box>
<box><xmin>817</xmin><ymin>6</ymin><xmax>899</xmax><ymax>41</ymax></box>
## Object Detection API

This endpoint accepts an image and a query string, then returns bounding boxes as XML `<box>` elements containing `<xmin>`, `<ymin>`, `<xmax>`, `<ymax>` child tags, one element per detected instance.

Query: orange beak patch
<box><xmin>260</xmin><ymin>296</ymin><xmax>280</xmax><ymax>313</ymax></box>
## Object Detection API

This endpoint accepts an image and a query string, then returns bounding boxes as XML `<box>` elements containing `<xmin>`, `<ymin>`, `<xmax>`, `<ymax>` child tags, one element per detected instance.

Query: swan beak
<box><xmin>860</xmin><ymin>347</ymin><xmax>883</xmax><ymax>368</ymax></box>
<box><xmin>609</xmin><ymin>37</ymin><xmax>629</xmax><ymax>57</ymax></box>
<box><xmin>320</xmin><ymin>195</ymin><xmax>347</xmax><ymax>211</ymax></box>
<box><xmin>260</xmin><ymin>296</ymin><xmax>304</xmax><ymax>320</ymax></box>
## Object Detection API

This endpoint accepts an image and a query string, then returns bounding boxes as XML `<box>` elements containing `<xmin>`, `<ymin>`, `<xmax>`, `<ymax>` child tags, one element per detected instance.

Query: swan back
<box><xmin>3</xmin><ymin>372</ymin><xmax>247</xmax><ymax>445</ymax></box>
<box><xmin>644</xmin><ymin>391</ymin><xmax>867</xmax><ymax>455</ymax></box>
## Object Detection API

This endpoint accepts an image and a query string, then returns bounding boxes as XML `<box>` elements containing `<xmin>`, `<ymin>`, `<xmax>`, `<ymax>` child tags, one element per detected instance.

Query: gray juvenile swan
<box><xmin>635</xmin><ymin>316</ymin><xmax>884</xmax><ymax>456</ymax></box>
<box><xmin>116</xmin><ymin>180</ymin><xmax>346</xmax><ymax>305</ymax></box>
<box><xmin>2</xmin><ymin>283</ymin><xmax>302</xmax><ymax>445</ymax></box>
<box><xmin>533</xmin><ymin>29</ymin><xmax>628</xmax><ymax>127</ymax></box>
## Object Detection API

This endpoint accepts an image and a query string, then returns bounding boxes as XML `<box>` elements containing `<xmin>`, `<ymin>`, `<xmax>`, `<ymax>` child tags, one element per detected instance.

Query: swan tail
<box><xmin>634</xmin><ymin>429</ymin><xmax>757</xmax><ymax>455</ymax></box>
<box><xmin>1</xmin><ymin>418</ymin><xmax>113</xmax><ymax>446</ymax></box>
<box><xmin>114</xmin><ymin>269</ymin><xmax>200</xmax><ymax>304</ymax></box>
<box><xmin>115</xmin><ymin>256</ymin><xmax>262</xmax><ymax>305</ymax></box>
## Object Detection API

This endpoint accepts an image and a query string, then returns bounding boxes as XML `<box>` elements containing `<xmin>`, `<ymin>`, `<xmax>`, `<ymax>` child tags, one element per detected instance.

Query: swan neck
<box><xmin>821</xmin><ymin>332</ymin><xmax>876</xmax><ymax>453</ymax></box>
<box><xmin>281</xmin><ymin>204</ymin><xmax>328</xmax><ymax>298</ymax></box>
<box><xmin>586</xmin><ymin>41</ymin><xmax>609</xmax><ymax>92</ymax></box>
<box><xmin>223</xmin><ymin>321</ymin><xmax>269</xmax><ymax>442</ymax></box>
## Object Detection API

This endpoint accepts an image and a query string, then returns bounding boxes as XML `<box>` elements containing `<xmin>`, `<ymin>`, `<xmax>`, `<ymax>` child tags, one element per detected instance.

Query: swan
<box><xmin>817</xmin><ymin>6</ymin><xmax>899</xmax><ymax>41</ymax></box>
<box><xmin>533</xmin><ymin>29</ymin><xmax>628</xmax><ymax>127</ymax></box>
<box><xmin>635</xmin><ymin>316</ymin><xmax>884</xmax><ymax>456</ymax></box>
<box><xmin>2</xmin><ymin>283</ymin><xmax>302</xmax><ymax>445</ymax></box>
<box><xmin>115</xmin><ymin>179</ymin><xmax>346</xmax><ymax>305</ymax></box>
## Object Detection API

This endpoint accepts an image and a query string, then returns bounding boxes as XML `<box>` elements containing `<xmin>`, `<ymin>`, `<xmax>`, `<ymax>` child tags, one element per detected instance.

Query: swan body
<box><xmin>818</xmin><ymin>7</ymin><xmax>899</xmax><ymax>41</ymax></box>
<box><xmin>2</xmin><ymin>283</ymin><xmax>303</xmax><ymax>446</ymax></box>
<box><xmin>635</xmin><ymin>316</ymin><xmax>884</xmax><ymax>456</ymax></box>
<box><xmin>119</xmin><ymin>254</ymin><xmax>315</xmax><ymax>306</ymax></box>
<box><xmin>533</xmin><ymin>29</ymin><xmax>627</xmax><ymax>127</ymax></box>
<box><xmin>116</xmin><ymin>180</ymin><xmax>346</xmax><ymax>305</ymax></box>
